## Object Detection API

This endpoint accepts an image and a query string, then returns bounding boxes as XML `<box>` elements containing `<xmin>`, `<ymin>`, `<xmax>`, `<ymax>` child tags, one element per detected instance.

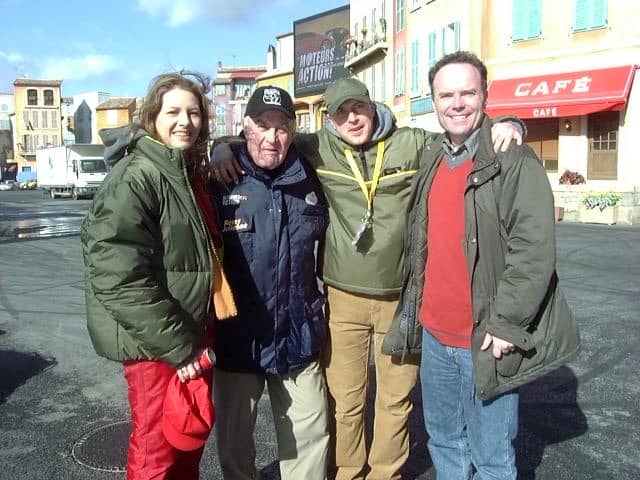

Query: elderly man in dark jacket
<box><xmin>211</xmin><ymin>86</ymin><xmax>329</xmax><ymax>480</ymax></box>
<box><xmin>383</xmin><ymin>51</ymin><xmax>580</xmax><ymax>479</ymax></box>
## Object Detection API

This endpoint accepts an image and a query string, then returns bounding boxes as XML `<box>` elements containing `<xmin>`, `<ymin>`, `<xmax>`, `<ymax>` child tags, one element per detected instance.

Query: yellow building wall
<box><xmin>96</xmin><ymin>108</ymin><xmax>134</xmax><ymax>143</ymax></box>
<box><xmin>12</xmin><ymin>83</ymin><xmax>62</xmax><ymax>172</ymax></box>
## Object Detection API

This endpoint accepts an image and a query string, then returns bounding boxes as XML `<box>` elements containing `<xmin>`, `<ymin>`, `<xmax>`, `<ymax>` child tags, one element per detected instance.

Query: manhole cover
<box><xmin>72</xmin><ymin>420</ymin><xmax>130</xmax><ymax>472</ymax></box>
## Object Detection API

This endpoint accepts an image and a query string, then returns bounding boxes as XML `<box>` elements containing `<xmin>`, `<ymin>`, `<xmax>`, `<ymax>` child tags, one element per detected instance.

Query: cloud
<box><xmin>40</xmin><ymin>54</ymin><xmax>121</xmax><ymax>81</ymax></box>
<box><xmin>136</xmin><ymin>0</ymin><xmax>291</xmax><ymax>27</ymax></box>
<box><xmin>0</xmin><ymin>51</ymin><xmax>25</xmax><ymax>63</ymax></box>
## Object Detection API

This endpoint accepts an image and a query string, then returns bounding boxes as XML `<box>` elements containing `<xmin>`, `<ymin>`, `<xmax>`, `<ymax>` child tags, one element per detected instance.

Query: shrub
<box><xmin>559</xmin><ymin>170</ymin><xmax>586</xmax><ymax>185</ymax></box>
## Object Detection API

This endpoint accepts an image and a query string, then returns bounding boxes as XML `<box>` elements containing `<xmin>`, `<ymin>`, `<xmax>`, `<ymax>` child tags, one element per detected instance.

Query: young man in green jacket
<box><xmin>212</xmin><ymin>77</ymin><xmax>523</xmax><ymax>480</ymax></box>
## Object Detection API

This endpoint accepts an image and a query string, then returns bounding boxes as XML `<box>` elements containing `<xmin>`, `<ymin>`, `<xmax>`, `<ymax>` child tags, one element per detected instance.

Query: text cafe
<box><xmin>485</xmin><ymin>65</ymin><xmax>637</xmax><ymax>186</ymax></box>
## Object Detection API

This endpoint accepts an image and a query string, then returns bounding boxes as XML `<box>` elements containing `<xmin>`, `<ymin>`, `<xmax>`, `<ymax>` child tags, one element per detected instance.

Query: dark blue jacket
<box><xmin>213</xmin><ymin>144</ymin><xmax>327</xmax><ymax>375</ymax></box>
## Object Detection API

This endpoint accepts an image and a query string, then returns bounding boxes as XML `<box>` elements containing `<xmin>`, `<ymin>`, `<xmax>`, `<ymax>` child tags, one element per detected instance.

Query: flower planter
<box><xmin>580</xmin><ymin>205</ymin><xmax>618</xmax><ymax>225</ymax></box>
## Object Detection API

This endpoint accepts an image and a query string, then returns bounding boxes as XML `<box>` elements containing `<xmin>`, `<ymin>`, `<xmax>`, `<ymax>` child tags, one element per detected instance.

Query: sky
<box><xmin>0</xmin><ymin>0</ymin><xmax>349</xmax><ymax>98</ymax></box>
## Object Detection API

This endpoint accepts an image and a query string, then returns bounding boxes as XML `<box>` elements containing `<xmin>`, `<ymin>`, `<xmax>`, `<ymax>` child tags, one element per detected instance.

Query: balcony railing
<box><xmin>344</xmin><ymin>35</ymin><xmax>388</xmax><ymax>73</ymax></box>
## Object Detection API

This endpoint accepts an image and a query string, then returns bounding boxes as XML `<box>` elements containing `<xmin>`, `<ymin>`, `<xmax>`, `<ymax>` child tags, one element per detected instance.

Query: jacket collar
<box><xmin>467</xmin><ymin>115</ymin><xmax>502</xmax><ymax>186</ymax></box>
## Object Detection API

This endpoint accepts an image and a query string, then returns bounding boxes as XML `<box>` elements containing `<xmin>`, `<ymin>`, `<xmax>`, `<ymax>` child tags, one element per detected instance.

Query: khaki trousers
<box><xmin>324</xmin><ymin>286</ymin><xmax>420</xmax><ymax>480</ymax></box>
<box><xmin>213</xmin><ymin>361</ymin><xmax>329</xmax><ymax>480</ymax></box>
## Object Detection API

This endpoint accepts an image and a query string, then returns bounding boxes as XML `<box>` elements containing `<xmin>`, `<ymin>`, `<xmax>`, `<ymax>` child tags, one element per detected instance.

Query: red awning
<box><xmin>486</xmin><ymin>65</ymin><xmax>636</xmax><ymax>119</ymax></box>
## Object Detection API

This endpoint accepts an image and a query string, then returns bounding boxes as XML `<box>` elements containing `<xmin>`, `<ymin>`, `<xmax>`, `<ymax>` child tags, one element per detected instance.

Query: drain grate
<box><xmin>72</xmin><ymin>420</ymin><xmax>130</xmax><ymax>472</ymax></box>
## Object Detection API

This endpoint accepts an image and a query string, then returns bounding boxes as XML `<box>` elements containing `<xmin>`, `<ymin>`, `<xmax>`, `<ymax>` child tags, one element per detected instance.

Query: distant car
<box><xmin>0</xmin><ymin>180</ymin><xmax>18</xmax><ymax>191</ymax></box>
<box><xmin>19</xmin><ymin>180</ymin><xmax>38</xmax><ymax>190</ymax></box>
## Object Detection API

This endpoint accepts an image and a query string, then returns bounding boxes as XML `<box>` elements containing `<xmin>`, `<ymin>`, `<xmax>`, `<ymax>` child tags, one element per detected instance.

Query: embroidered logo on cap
<box><xmin>262</xmin><ymin>88</ymin><xmax>283</xmax><ymax>106</ymax></box>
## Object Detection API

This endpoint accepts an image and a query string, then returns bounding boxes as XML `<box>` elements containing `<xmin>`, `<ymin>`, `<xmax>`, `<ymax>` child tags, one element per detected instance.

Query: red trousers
<box><xmin>124</xmin><ymin>360</ymin><xmax>204</xmax><ymax>480</ymax></box>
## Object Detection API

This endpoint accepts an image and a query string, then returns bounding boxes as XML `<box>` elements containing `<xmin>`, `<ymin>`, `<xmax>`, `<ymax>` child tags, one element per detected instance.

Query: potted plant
<box><xmin>559</xmin><ymin>169</ymin><xmax>586</xmax><ymax>185</ymax></box>
<box><xmin>580</xmin><ymin>191</ymin><xmax>621</xmax><ymax>225</ymax></box>
<box><xmin>379</xmin><ymin>18</ymin><xmax>387</xmax><ymax>39</ymax></box>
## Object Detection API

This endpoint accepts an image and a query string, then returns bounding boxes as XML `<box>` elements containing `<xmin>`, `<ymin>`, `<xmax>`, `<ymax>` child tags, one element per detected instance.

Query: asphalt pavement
<box><xmin>0</xmin><ymin>195</ymin><xmax>638</xmax><ymax>479</ymax></box>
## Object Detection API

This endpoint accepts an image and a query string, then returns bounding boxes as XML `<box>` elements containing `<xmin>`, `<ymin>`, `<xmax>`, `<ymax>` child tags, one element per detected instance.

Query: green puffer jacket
<box><xmin>382</xmin><ymin>116</ymin><xmax>580</xmax><ymax>400</ymax></box>
<box><xmin>81</xmin><ymin>131</ymin><xmax>214</xmax><ymax>367</ymax></box>
<box><xmin>295</xmin><ymin>102</ymin><xmax>437</xmax><ymax>296</ymax></box>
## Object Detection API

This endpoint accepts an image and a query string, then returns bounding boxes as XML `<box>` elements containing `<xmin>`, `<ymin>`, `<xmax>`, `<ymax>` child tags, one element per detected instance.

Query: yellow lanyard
<box><xmin>344</xmin><ymin>141</ymin><xmax>385</xmax><ymax>245</ymax></box>
<box><xmin>344</xmin><ymin>140</ymin><xmax>385</xmax><ymax>212</ymax></box>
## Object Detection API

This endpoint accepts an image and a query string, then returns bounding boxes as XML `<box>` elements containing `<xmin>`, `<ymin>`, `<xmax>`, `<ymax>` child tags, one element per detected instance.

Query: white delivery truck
<box><xmin>36</xmin><ymin>144</ymin><xmax>108</xmax><ymax>200</ymax></box>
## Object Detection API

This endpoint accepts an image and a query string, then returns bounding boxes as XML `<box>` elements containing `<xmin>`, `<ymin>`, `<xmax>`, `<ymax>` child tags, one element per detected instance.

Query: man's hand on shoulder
<box><xmin>210</xmin><ymin>143</ymin><xmax>244</xmax><ymax>184</ymax></box>
<box><xmin>490</xmin><ymin>121</ymin><xmax>524</xmax><ymax>153</ymax></box>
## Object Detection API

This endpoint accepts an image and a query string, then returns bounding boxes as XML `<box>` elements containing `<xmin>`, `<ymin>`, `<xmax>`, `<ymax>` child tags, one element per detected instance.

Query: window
<box><xmin>42</xmin><ymin>111</ymin><xmax>48</xmax><ymax>128</ymax></box>
<box><xmin>512</xmin><ymin>0</ymin><xmax>542</xmax><ymax>41</ymax></box>
<box><xmin>22</xmin><ymin>166</ymin><xmax>32</xmax><ymax>172</ymax></box>
<box><xmin>52</xmin><ymin>113</ymin><xmax>57</xmax><ymax>128</ymax></box>
<box><xmin>43</xmin><ymin>134</ymin><xmax>49</xmax><ymax>147</ymax></box>
<box><xmin>52</xmin><ymin>135</ymin><xmax>58</xmax><ymax>146</ymax></box>
<box><xmin>44</xmin><ymin>89</ymin><xmax>54</xmax><ymax>106</ymax></box>
<box><xmin>396</xmin><ymin>0</ymin><xmax>405</xmax><ymax>32</ymax></box>
<box><xmin>426</xmin><ymin>21</ymin><xmax>460</xmax><ymax>77</ymax></box>
<box><xmin>23</xmin><ymin>134</ymin><xmax>34</xmax><ymax>153</ymax></box>
<box><xmin>587</xmin><ymin>111</ymin><xmax>618</xmax><ymax>179</ymax></box>
<box><xmin>215</xmin><ymin>84</ymin><xmax>226</xmax><ymax>96</ymax></box>
<box><xmin>107</xmin><ymin>110</ymin><xmax>118</xmax><ymax>125</ymax></box>
<box><xmin>410</xmin><ymin>39</ymin><xmax>420</xmax><ymax>95</ymax></box>
<box><xmin>32</xmin><ymin>110</ymin><xmax>39</xmax><ymax>128</ymax></box>
<box><xmin>297</xmin><ymin>112</ymin><xmax>311</xmax><ymax>133</ymax></box>
<box><xmin>395</xmin><ymin>50</ymin><xmax>405</xmax><ymax>95</ymax></box>
<box><xmin>411</xmin><ymin>0</ymin><xmax>421</xmax><ymax>8</ymax></box>
<box><xmin>371</xmin><ymin>8</ymin><xmax>377</xmax><ymax>37</ymax></box>
<box><xmin>371</xmin><ymin>65</ymin><xmax>377</xmax><ymax>101</ymax></box>
<box><xmin>524</xmin><ymin>119</ymin><xmax>558</xmax><ymax>172</ymax></box>
<box><xmin>27</xmin><ymin>89</ymin><xmax>38</xmax><ymax>105</ymax></box>
<box><xmin>573</xmin><ymin>0</ymin><xmax>607</xmax><ymax>32</ymax></box>
<box><xmin>23</xmin><ymin>110</ymin><xmax>30</xmax><ymax>129</ymax></box>
<box><xmin>442</xmin><ymin>21</ymin><xmax>461</xmax><ymax>55</ymax></box>
<box><xmin>234</xmin><ymin>84</ymin><xmax>252</xmax><ymax>100</ymax></box>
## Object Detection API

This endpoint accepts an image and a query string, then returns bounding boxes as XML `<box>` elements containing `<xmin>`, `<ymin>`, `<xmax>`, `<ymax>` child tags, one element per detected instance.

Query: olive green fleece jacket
<box><xmin>295</xmin><ymin>102</ymin><xmax>438</xmax><ymax>296</ymax></box>
<box><xmin>81</xmin><ymin>132</ymin><xmax>214</xmax><ymax>367</ymax></box>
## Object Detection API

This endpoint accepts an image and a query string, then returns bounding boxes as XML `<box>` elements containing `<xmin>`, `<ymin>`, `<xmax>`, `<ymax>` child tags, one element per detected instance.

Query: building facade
<box><xmin>482</xmin><ymin>0</ymin><xmax>640</xmax><ymax>223</ymax></box>
<box><xmin>346</xmin><ymin>0</ymin><xmax>639</xmax><ymax>223</ymax></box>
<box><xmin>12</xmin><ymin>79</ymin><xmax>63</xmax><ymax>175</ymax></box>
<box><xmin>211</xmin><ymin>63</ymin><xmax>266</xmax><ymax>138</ymax></box>
<box><xmin>0</xmin><ymin>92</ymin><xmax>14</xmax><ymax>179</ymax></box>
<box><xmin>257</xmin><ymin>32</ymin><xmax>325</xmax><ymax>133</ymax></box>
<box><xmin>95</xmin><ymin>97</ymin><xmax>137</xmax><ymax>141</ymax></box>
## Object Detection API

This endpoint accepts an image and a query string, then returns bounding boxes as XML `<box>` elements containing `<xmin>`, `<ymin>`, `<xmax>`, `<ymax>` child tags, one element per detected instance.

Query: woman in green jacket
<box><xmin>82</xmin><ymin>72</ymin><xmax>233</xmax><ymax>479</ymax></box>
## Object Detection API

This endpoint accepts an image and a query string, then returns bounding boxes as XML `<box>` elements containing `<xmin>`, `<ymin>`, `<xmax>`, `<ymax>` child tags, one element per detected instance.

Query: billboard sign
<box><xmin>294</xmin><ymin>5</ymin><xmax>350</xmax><ymax>97</ymax></box>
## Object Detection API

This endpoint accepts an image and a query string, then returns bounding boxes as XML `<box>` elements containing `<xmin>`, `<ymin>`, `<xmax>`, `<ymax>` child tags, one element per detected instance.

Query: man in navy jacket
<box><xmin>211</xmin><ymin>86</ymin><xmax>329</xmax><ymax>480</ymax></box>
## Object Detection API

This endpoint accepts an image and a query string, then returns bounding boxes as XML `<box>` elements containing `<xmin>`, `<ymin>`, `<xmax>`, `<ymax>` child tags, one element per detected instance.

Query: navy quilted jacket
<box><xmin>212</xmin><ymin>144</ymin><xmax>327</xmax><ymax>375</ymax></box>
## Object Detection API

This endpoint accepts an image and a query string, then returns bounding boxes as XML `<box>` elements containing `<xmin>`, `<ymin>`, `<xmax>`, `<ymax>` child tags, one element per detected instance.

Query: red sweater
<box><xmin>419</xmin><ymin>157</ymin><xmax>473</xmax><ymax>348</ymax></box>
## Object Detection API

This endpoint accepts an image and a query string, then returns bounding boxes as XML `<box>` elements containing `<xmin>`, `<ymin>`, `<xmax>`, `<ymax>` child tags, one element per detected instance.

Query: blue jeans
<box><xmin>420</xmin><ymin>328</ymin><xmax>518</xmax><ymax>480</ymax></box>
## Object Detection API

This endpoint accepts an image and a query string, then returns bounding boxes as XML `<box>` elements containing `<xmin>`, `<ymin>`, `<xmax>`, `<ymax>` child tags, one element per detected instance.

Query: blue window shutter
<box><xmin>591</xmin><ymin>0</ymin><xmax>608</xmax><ymax>28</ymax></box>
<box><xmin>512</xmin><ymin>0</ymin><xmax>541</xmax><ymax>41</ymax></box>
<box><xmin>527</xmin><ymin>0</ymin><xmax>542</xmax><ymax>38</ymax></box>
<box><xmin>454</xmin><ymin>20</ymin><xmax>461</xmax><ymax>51</ymax></box>
<box><xmin>574</xmin><ymin>0</ymin><xmax>607</xmax><ymax>31</ymax></box>
<box><xmin>411</xmin><ymin>39</ymin><xmax>420</xmax><ymax>93</ymax></box>
<box><xmin>428</xmin><ymin>31</ymin><xmax>437</xmax><ymax>68</ymax></box>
